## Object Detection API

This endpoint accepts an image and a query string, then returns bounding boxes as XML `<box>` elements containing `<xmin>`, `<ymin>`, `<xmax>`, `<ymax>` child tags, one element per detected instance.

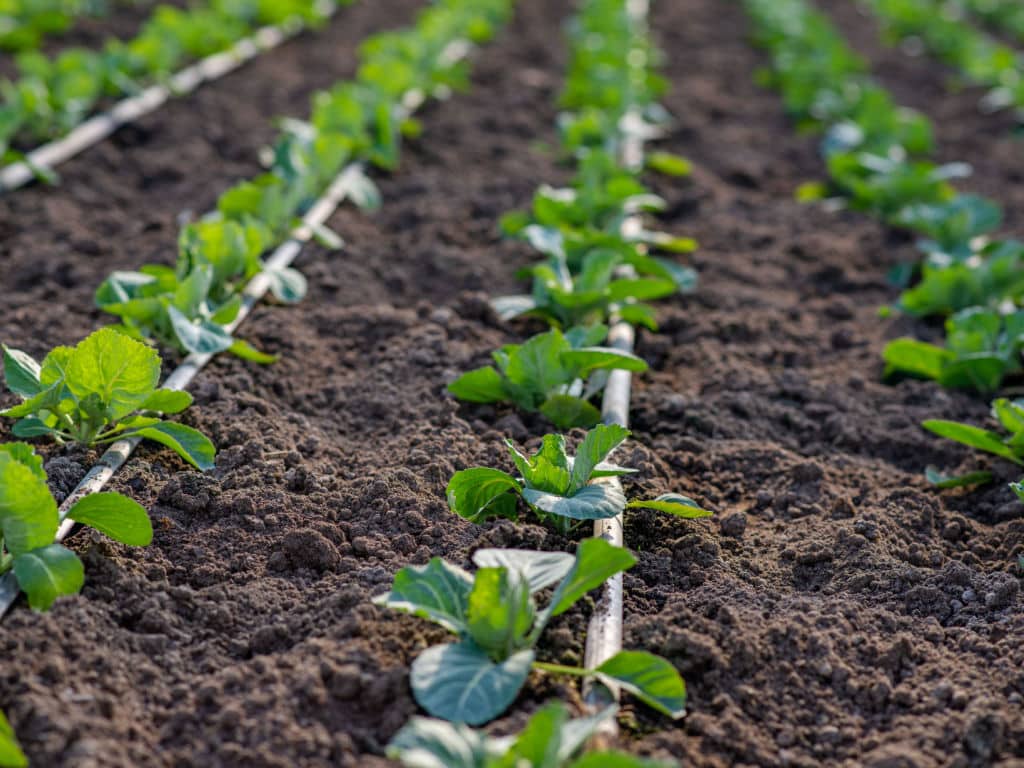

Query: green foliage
<box><xmin>375</xmin><ymin>539</ymin><xmax>685</xmax><ymax>725</ymax></box>
<box><xmin>1</xmin><ymin>328</ymin><xmax>215</xmax><ymax>469</ymax></box>
<box><xmin>446</xmin><ymin>425</ymin><xmax>712</xmax><ymax>532</ymax></box>
<box><xmin>448</xmin><ymin>327</ymin><xmax>648</xmax><ymax>429</ymax></box>
<box><xmin>0</xmin><ymin>442</ymin><xmax>151</xmax><ymax>610</ymax></box>
<box><xmin>0</xmin><ymin>709</ymin><xmax>26</xmax><ymax>768</ymax></box>
<box><xmin>387</xmin><ymin>701</ymin><xmax>677</xmax><ymax>768</ymax></box>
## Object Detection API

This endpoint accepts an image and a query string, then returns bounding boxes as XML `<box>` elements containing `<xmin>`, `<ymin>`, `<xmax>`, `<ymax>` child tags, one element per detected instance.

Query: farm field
<box><xmin>0</xmin><ymin>0</ymin><xmax>1022</xmax><ymax>765</ymax></box>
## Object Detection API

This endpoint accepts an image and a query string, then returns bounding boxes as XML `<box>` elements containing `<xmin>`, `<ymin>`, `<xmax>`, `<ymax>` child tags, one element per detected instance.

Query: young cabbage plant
<box><xmin>375</xmin><ymin>539</ymin><xmax>686</xmax><ymax>726</ymax></box>
<box><xmin>922</xmin><ymin>398</ymin><xmax>1024</xmax><ymax>499</ymax></box>
<box><xmin>94</xmin><ymin>216</ymin><xmax>304</xmax><ymax>361</ymax></box>
<box><xmin>0</xmin><ymin>442</ymin><xmax>152</xmax><ymax>610</ymax></box>
<box><xmin>0</xmin><ymin>709</ymin><xmax>25</xmax><ymax>768</ymax></box>
<box><xmin>882</xmin><ymin>307</ymin><xmax>1024</xmax><ymax>395</ymax></box>
<box><xmin>387</xmin><ymin>701</ymin><xmax>676</xmax><ymax>768</ymax></box>
<box><xmin>446</xmin><ymin>424</ymin><xmax>711</xmax><ymax>533</ymax></box>
<box><xmin>2</xmin><ymin>328</ymin><xmax>216</xmax><ymax>470</ymax></box>
<box><xmin>448</xmin><ymin>326</ymin><xmax>648</xmax><ymax>429</ymax></box>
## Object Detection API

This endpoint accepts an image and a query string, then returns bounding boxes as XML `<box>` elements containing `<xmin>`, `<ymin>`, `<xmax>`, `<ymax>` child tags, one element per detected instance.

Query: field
<box><xmin>0</xmin><ymin>0</ymin><xmax>1022</xmax><ymax>766</ymax></box>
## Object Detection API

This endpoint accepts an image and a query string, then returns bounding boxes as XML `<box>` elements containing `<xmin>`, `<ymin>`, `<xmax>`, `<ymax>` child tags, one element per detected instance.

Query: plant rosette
<box><xmin>375</xmin><ymin>538</ymin><xmax>687</xmax><ymax>725</ymax></box>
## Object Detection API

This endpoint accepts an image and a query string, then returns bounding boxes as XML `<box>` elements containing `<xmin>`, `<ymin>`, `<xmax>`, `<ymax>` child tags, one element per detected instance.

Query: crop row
<box><xmin>381</xmin><ymin>0</ymin><xmax>708</xmax><ymax>764</ymax></box>
<box><xmin>0</xmin><ymin>0</ymin><xmax>130</xmax><ymax>52</ymax></box>
<box><xmin>863</xmin><ymin>0</ymin><xmax>1024</xmax><ymax>114</ymax></box>
<box><xmin>0</xmin><ymin>0</ymin><xmax>343</xmax><ymax>181</ymax></box>
<box><xmin>743</xmin><ymin>0</ymin><xmax>1024</xmax><ymax>502</ymax></box>
<box><xmin>0</xmin><ymin>0</ymin><xmax>517</xmax><ymax>763</ymax></box>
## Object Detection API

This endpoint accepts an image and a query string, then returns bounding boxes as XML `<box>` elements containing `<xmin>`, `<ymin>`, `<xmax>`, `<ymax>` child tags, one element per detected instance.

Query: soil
<box><xmin>0</xmin><ymin>0</ymin><xmax>1022</xmax><ymax>766</ymax></box>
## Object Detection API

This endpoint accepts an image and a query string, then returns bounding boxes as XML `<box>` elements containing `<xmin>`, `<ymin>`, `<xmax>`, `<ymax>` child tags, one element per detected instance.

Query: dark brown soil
<box><xmin>0</xmin><ymin>0</ymin><xmax>1023</xmax><ymax>766</ymax></box>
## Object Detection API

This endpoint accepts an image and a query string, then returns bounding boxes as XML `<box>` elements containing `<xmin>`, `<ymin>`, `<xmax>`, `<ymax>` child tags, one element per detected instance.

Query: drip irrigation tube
<box><xmin>581</xmin><ymin>0</ymin><xmax>653</xmax><ymax>743</ymax></box>
<box><xmin>0</xmin><ymin>2</ymin><xmax>335</xmax><ymax>194</ymax></box>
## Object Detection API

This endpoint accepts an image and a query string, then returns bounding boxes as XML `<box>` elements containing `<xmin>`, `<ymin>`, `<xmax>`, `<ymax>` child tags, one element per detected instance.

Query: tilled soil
<box><xmin>0</xmin><ymin>0</ymin><xmax>1022</xmax><ymax>766</ymax></box>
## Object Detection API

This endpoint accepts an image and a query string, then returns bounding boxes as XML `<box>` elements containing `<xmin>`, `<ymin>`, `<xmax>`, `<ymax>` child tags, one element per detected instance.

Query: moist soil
<box><xmin>0</xmin><ymin>0</ymin><xmax>1022</xmax><ymax>766</ymax></box>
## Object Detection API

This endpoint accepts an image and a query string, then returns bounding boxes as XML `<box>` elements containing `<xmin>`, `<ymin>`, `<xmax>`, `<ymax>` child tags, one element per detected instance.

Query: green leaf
<box><xmin>466</xmin><ymin>568</ymin><xmax>533</xmax><ymax>655</ymax></box>
<box><xmin>129</xmin><ymin>422</ymin><xmax>217</xmax><ymax>471</ymax></box>
<box><xmin>386</xmin><ymin>717</ymin><xmax>491</xmax><ymax>768</ymax></box>
<box><xmin>523</xmin><ymin>483</ymin><xmax>626</xmax><ymax>521</ymax></box>
<box><xmin>540</xmin><ymin>394</ymin><xmax>602</xmax><ymax>430</ymax></box>
<box><xmin>595</xmin><ymin>650</ymin><xmax>686</xmax><ymax>719</ymax></box>
<box><xmin>562</xmin><ymin>348</ymin><xmax>649</xmax><ymax>376</ymax></box>
<box><xmin>0</xmin><ymin>442</ymin><xmax>45</xmax><ymax>480</ymax></box>
<box><xmin>472</xmin><ymin>548</ymin><xmax>574</xmax><ymax>594</ymax></box>
<box><xmin>0</xmin><ymin>711</ymin><xmax>27</xmax><ymax>768</ymax></box>
<box><xmin>68</xmin><ymin>492</ymin><xmax>153</xmax><ymax>546</ymax></box>
<box><xmin>570</xmin><ymin>751</ymin><xmax>676</xmax><ymax>768</ymax></box>
<box><xmin>13</xmin><ymin>544</ymin><xmax>84</xmax><ymax>611</ymax></box>
<box><xmin>922</xmin><ymin>420</ymin><xmax>1023</xmax><ymax>465</ymax></box>
<box><xmin>228</xmin><ymin>339</ymin><xmax>278</xmax><ymax>364</ymax></box>
<box><xmin>265</xmin><ymin>267</ymin><xmax>308</xmax><ymax>304</ymax></box>
<box><xmin>310</xmin><ymin>222</ymin><xmax>344</xmax><ymax>250</ymax></box>
<box><xmin>374</xmin><ymin>557</ymin><xmax>474</xmax><ymax>634</ymax></box>
<box><xmin>141</xmin><ymin>388</ymin><xmax>193</xmax><ymax>414</ymax></box>
<box><xmin>924</xmin><ymin>467</ymin><xmax>993</xmax><ymax>489</ymax></box>
<box><xmin>168</xmin><ymin>307</ymin><xmax>235</xmax><ymax>356</ymax></box>
<box><xmin>504</xmin><ymin>331</ymin><xmax>571</xmax><ymax>398</ymax></box>
<box><xmin>0</xmin><ymin>452</ymin><xmax>58</xmax><ymax>555</ymax></box>
<box><xmin>448</xmin><ymin>367</ymin><xmax>508</xmax><ymax>403</ymax></box>
<box><xmin>2</xmin><ymin>345</ymin><xmax>41</xmax><ymax>398</ymax></box>
<box><xmin>65</xmin><ymin>328</ymin><xmax>160</xmax><ymax>421</ymax></box>
<box><xmin>343</xmin><ymin>166</ymin><xmax>381</xmax><ymax>212</ymax></box>
<box><xmin>410</xmin><ymin>643</ymin><xmax>534</xmax><ymax>726</ymax></box>
<box><xmin>11</xmin><ymin>417</ymin><xmax>58</xmax><ymax>439</ymax></box>
<box><xmin>627</xmin><ymin>493</ymin><xmax>713</xmax><ymax>518</ymax></box>
<box><xmin>446</xmin><ymin>468</ymin><xmax>521</xmax><ymax>523</ymax></box>
<box><xmin>646</xmin><ymin>151</ymin><xmax>692</xmax><ymax>177</ymax></box>
<box><xmin>883</xmin><ymin>338</ymin><xmax>951</xmax><ymax>380</ymax></box>
<box><xmin>992</xmin><ymin>399</ymin><xmax>1024</xmax><ymax>434</ymax></box>
<box><xmin>571</xmin><ymin>424</ymin><xmax>631</xmax><ymax>491</ymax></box>
<box><xmin>547</xmin><ymin>538</ymin><xmax>636</xmax><ymax>618</ymax></box>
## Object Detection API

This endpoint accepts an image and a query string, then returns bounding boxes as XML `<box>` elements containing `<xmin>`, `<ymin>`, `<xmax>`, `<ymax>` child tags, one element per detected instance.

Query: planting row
<box><xmin>383</xmin><ymin>0</ymin><xmax>709</xmax><ymax>763</ymax></box>
<box><xmin>0</xmin><ymin>0</ymin><xmax>343</xmax><ymax>179</ymax></box>
<box><xmin>743</xmin><ymin>0</ymin><xmax>1024</xmax><ymax>507</ymax></box>
<box><xmin>0</xmin><ymin>0</ymin><xmax>518</xmax><ymax>763</ymax></box>
<box><xmin>0</xmin><ymin>0</ymin><xmax>129</xmax><ymax>52</ymax></box>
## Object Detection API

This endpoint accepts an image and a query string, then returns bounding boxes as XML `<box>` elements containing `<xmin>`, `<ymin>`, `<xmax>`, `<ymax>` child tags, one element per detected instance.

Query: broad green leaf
<box><xmin>11</xmin><ymin>417</ymin><xmax>58</xmax><ymax>439</ymax></box>
<box><xmin>410</xmin><ymin>643</ymin><xmax>534</xmax><ymax>725</ymax></box>
<box><xmin>506</xmin><ymin>701</ymin><xmax>567</xmax><ymax>768</ymax></box>
<box><xmin>595</xmin><ymin>650</ymin><xmax>686</xmax><ymax>719</ymax></box>
<box><xmin>0</xmin><ymin>453</ymin><xmax>58</xmax><ymax>555</ymax></box>
<box><xmin>310</xmin><ymin>223</ymin><xmax>344</xmax><ymax>250</ymax></box>
<box><xmin>448</xmin><ymin>367</ymin><xmax>508</xmax><ymax>403</ymax></box>
<box><xmin>141</xmin><ymin>389</ymin><xmax>193</xmax><ymax>414</ymax></box>
<box><xmin>590</xmin><ymin>462</ymin><xmax>638</xmax><ymax>478</ymax></box>
<box><xmin>374</xmin><ymin>557</ymin><xmax>474</xmax><ymax>634</ymax></box>
<box><xmin>627</xmin><ymin>493</ymin><xmax>713</xmax><ymax>518</ymax></box>
<box><xmin>0</xmin><ymin>384</ymin><xmax>61</xmax><ymax>419</ymax></box>
<box><xmin>0</xmin><ymin>710</ymin><xmax>27</xmax><ymax>768</ymax></box>
<box><xmin>570</xmin><ymin>424</ymin><xmax>631</xmax><ymax>491</ymax></box>
<box><xmin>646</xmin><ymin>151</ymin><xmax>692</xmax><ymax>177</ymax></box>
<box><xmin>547</xmin><ymin>538</ymin><xmax>636</xmax><ymax>618</ymax></box>
<box><xmin>562</xmin><ymin>348</ymin><xmax>649</xmax><ymax>376</ymax></box>
<box><xmin>504</xmin><ymin>331</ymin><xmax>571</xmax><ymax>398</ymax></box>
<box><xmin>882</xmin><ymin>338</ymin><xmax>951</xmax><ymax>380</ymax></box>
<box><xmin>472</xmin><ymin>549</ymin><xmax>574</xmax><ymax>594</ymax></box>
<box><xmin>466</xmin><ymin>568</ymin><xmax>533</xmax><ymax>655</ymax></box>
<box><xmin>491</xmin><ymin>295</ymin><xmax>536</xmax><ymax>321</ymax></box>
<box><xmin>992</xmin><ymin>399</ymin><xmax>1024</xmax><ymax>434</ymax></box>
<box><xmin>570</xmin><ymin>752</ymin><xmax>676</xmax><ymax>768</ymax></box>
<box><xmin>343</xmin><ymin>167</ymin><xmax>381</xmax><ymax>212</ymax></box>
<box><xmin>386</xmin><ymin>717</ymin><xmax>491</xmax><ymax>768</ymax></box>
<box><xmin>523</xmin><ymin>483</ymin><xmax>626</xmax><ymax>521</ymax></box>
<box><xmin>39</xmin><ymin>346</ymin><xmax>72</xmax><ymax>387</ymax></box>
<box><xmin>2</xmin><ymin>345</ymin><xmax>41</xmax><ymax>398</ymax></box>
<box><xmin>266</xmin><ymin>267</ymin><xmax>308</xmax><ymax>304</ymax></box>
<box><xmin>13</xmin><ymin>544</ymin><xmax>84</xmax><ymax>611</ymax></box>
<box><xmin>922</xmin><ymin>420</ymin><xmax>1022</xmax><ymax>465</ymax></box>
<box><xmin>446</xmin><ymin>468</ymin><xmax>521</xmax><ymax>523</ymax></box>
<box><xmin>68</xmin><ymin>492</ymin><xmax>152</xmax><ymax>546</ymax></box>
<box><xmin>228</xmin><ymin>339</ymin><xmax>278</xmax><ymax>364</ymax></box>
<box><xmin>607</xmin><ymin>278</ymin><xmax>676</xmax><ymax>302</ymax></box>
<box><xmin>129</xmin><ymin>422</ymin><xmax>217</xmax><ymax>471</ymax></box>
<box><xmin>65</xmin><ymin>328</ymin><xmax>160</xmax><ymax>421</ymax></box>
<box><xmin>540</xmin><ymin>395</ymin><xmax>602</xmax><ymax>430</ymax></box>
<box><xmin>168</xmin><ymin>307</ymin><xmax>234</xmax><ymax>356</ymax></box>
<box><xmin>924</xmin><ymin>467</ymin><xmax>993</xmax><ymax>489</ymax></box>
<box><xmin>0</xmin><ymin>442</ymin><xmax>45</xmax><ymax>480</ymax></box>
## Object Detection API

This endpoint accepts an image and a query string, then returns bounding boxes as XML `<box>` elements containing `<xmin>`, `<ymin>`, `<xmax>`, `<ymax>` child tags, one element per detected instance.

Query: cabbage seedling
<box><xmin>446</xmin><ymin>424</ymin><xmax>711</xmax><ymax>532</ymax></box>
<box><xmin>2</xmin><ymin>328</ymin><xmax>215</xmax><ymax>470</ymax></box>
<box><xmin>375</xmin><ymin>539</ymin><xmax>686</xmax><ymax>725</ymax></box>
<box><xmin>388</xmin><ymin>701</ymin><xmax>676</xmax><ymax>768</ymax></box>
